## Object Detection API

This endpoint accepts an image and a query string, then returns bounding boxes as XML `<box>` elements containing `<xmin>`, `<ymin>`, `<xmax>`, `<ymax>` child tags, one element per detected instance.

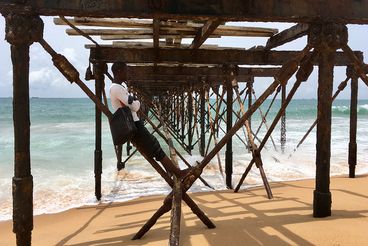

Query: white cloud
<box><xmin>1</xmin><ymin>18</ymin><xmax>368</xmax><ymax>98</ymax></box>
<box><xmin>62</xmin><ymin>48</ymin><xmax>77</xmax><ymax>63</ymax></box>
<box><xmin>30</xmin><ymin>45</ymin><xmax>45</xmax><ymax>62</ymax></box>
<box><xmin>29</xmin><ymin>68</ymin><xmax>55</xmax><ymax>88</ymax></box>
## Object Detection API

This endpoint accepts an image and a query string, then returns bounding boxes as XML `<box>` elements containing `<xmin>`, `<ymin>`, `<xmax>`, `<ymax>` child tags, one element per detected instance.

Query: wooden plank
<box><xmin>100</xmin><ymin>34</ymin><xmax>221</xmax><ymax>40</ymax></box>
<box><xmin>85</xmin><ymin>42</ymin><xmax>234</xmax><ymax>50</ymax></box>
<box><xmin>216</xmin><ymin>25</ymin><xmax>277</xmax><ymax>34</ymax></box>
<box><xmin>110</xmin><ymin>42</ymin><xmax>240</xmax><ymax>50</ymax></box>
<box><xmin>3</xmin><ymin>1</ymin><xmax>368</xmax><ymax>24</ymax></box>
<box><xmin>190</xmin><ymin>19</ymin><xmax>221</xmax><ymax>49</ymax></box>
<box><xmin>88</xmin><ymin>43</ymin><xmax>248</xmax><ymax>51</ymax></box>
<box><xmin>214</xmin><ymin>29</ymin><xmax>275</xmax><ymax>37</ymax></box>
<box><xmin>89</xmin><ymin>47</ymin><xmax>360</xmax><ymax>66</ymax></box>
<box><xmin>111</xmin><ymin>41</ymin><xmax>223</xmax><ymax>49</ymax></box>
<box><xmin>266</xmin><ymin>23</ymin><xmax>309</xmax><ymax>50</ymax></box>
<box><xmin>54</xmin><ymin>17</ymin><xmax>153</xmax><ymax>28</ymax></box>
<box><xmin>66</xmin><ymin>27</ymin><xmax>275</xmax><ymax>37</ymax></box>
<box><xmin>67</xmin><ymin>28</ymin><xmax>158</xmax><ymax>36</ymax></box>
<box><xmin>55</xmin><ymin>17</ymin><xmax>278</xmax><ymax>35</ymax></box>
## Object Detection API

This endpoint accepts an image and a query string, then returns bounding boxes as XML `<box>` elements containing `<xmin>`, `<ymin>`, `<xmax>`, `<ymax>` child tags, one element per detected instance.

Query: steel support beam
<box><xmin>247</xmin><ymin>79</ymin><xmax>253</xmax><ymax>129</ymax></box>
<box><xmin>93</xmin><ymin>62</ymin><xmax>104</xmax><ymax>201</ymax></box>
<box><xmin>2</xmin><ymin>1</ymin><xmax>368</xmax><ymax>24</ymax></box>
<box><xmin>348</xmin><ymin>68</ymin><xmax>358</xmax><ymax>178</ymax></box>
<box><xmin>312</xmin><ymin>24</ymin><xmax>348</xmax><ymax>218</ymax></box>
<box><xmin>314</xmin><ymin>47</ymin><xmax>333</xmax><ymax>217</ymax></box>
<box><xmin>266</xmin><ymin>23</ymin><xmax>309</xmax><ymax>50</ymax></box>
<box><xmin>200</xmin><ymin>87</ymin><xmax>206</xmax><ymax>156</ymax></box>
<box><xmin>153</xmin><ymin>19</ymin><xmax>160</xmax><ymax>49</ymax></box>
<box><xmin>127</xmin><ymin>66</ymin><xmax>280</xmax><ymax>78</ymax></box>
<box><xmin>189</xmin><ymin>19</ymin><xmax>221</xmax><ymax>49</ymax></box>
<box><xmin>188</xmin><ymin>91</ymin><xmax>193</xmax><ymax>153</ymax></box>
<box><xmin>5</xmin><ymin>13</ymin><xmax>43</xmax><ymax>246</ymax></box>
<box><xmin>225</xmin><ymin>77</ymin><xmax>233</xmax><ymax>189</ymax></box>
<box><xmin>90</xmin><ymin>48</ymin><xmax>359</xmax><ymax>66</ymax></box>
<box><xmin>280</xmin><ymin>84</ymin><xmax>286</xmax><ymax>153</ymax></box>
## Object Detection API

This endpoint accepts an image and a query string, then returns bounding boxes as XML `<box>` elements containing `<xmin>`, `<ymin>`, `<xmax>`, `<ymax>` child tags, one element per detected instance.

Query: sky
<box><xmin>0</xmin><ymin>16</ymin><xmax>367</xmax><ymax>99</ymax></box>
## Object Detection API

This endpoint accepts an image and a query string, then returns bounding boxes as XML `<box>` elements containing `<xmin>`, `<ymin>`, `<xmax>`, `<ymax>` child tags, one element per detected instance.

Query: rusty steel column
<box><xmin>310</xmin><ymin>24</ymin><xmax>348</xmax><ymax>217</ymax></box>
<box><xmin>247</xmin><ymin>78</ymin><xmax>254</xmax><ymax>153</ymax></box>
<box><xmin>176</xmin><ymin>93</ymin><xmax>180</xmax><ymax>132</ymax></box>
<box><xmin>188</xmin><ymin>90</ymin><xmax>193</xmax><ymax>153</ymax></box>
<box><xmin>225</xmin><ymin>69</ymin><xmax>234</xmax><ymax>189</ymax></box>
<box><xmin>93</xmin><ymin>63</ymin><xmax>104</xmax><ymax>201</ymax></box>
<box><xmin>247</xmin><ymin>79</ymin><xmax>253</xmax><ymax>129</ymax></box>
<box><xmin>173</xmin><ymin>94</ymin><xmax>176</xmax><ymax>127</ymax></box>
<box><xmin>348</xmin><ymin>67</ymin><xmax>358</xmax><ymax>178</ymax></box>
<box><xmin>280</xmin><ymin>84</ymin><xmax>287</xmax><ymax>153</ymax></box>
<box><xmin>181</xmin><ymin>92</ymin><xmax>185</xmax><ymax>140</ymax></box>
<box><xmin>200</xmin><ymin>86</ymin><xmax>206</xmax><ymax>156</ymax></box>
<box><xmin>5</xmin><ymin>13</ymin><xmax>43</xmax><ymax>246</ymax></box>
<box><xmin>169</xmin><ymin>96</ymin><xmax>173</xmax><ymax>123</ymax></box>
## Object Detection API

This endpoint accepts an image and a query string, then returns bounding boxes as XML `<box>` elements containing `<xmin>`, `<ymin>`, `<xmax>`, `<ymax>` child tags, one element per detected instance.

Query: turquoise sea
<box><xmin>0</xmin><ymin>98</ymin><xmax>368</xmax><ymax>221</ymax></box>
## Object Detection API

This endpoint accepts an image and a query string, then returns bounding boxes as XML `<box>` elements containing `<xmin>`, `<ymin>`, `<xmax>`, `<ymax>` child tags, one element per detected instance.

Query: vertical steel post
<box><xmin>174</xmin><ymin>94</ymin><xmax>177</xmax><ymax>129</ymax></box>
<box><xmin>247</xmin><ymin>79</ymin><xmax>253</xmax><ymax>129</ymax></box>
<box><xmin>170</xmin><ymin>96</ymin><xmax>172</xmax><ymax>123</ymax></box>
<box><xmin>314</xmin><ymin>47</ymin><xmax>333</xmax><ymax>217</ymax></box>
<box><xmin>200</xmin><ymin>87</ymin><xmax>206</xmax><ymax>156</ymax></box>
<box><xmin>225</xmin><ymin>76</ymin><xmax>234</xmax><ymax>189</ymax></box>
<box><xmin>311</xmin><ymin>24</ymin><xmax>347</xmax><ymax>217</ymax></box>
<box><xmin>181</xmin><ymin>92</ymin><xmax>185</xmax><ymax>140</ymax></box>
<box><xmin>93</xmin><ymin>63</ymin><xmax>104</xmax><ymax>201</ymax></box>
<box><xmin>247</xmin><ymin>78</ymin><xmax>254</xmax><ymax>153</ymax></box>
<box><xmin>6</xmin><ymin>13</ymin><xmax>43</xmax><ymax>246</ymax></box>
<box><xmin>188</xmin><ymin>91</ymin><xmax>193</xmax><ymax>153</ymax></box>
<box><xmin>281</xmin><ymin>84</ymin><xmax>287</xmax><ymax>153</ymax></box>
<box><xmin>348</xmin><ymin>67</ymin><xmax>358</xmax><ymax>178</ymax></box>
<box><xmin>176</xmin><ymin>94</ymin><xmax>179</xmax><ymax>127</ymax></box>
<box><xmin>176</xmin><ymin>93</ymin><xmax>180</xmax><ymax>132</ymax></box>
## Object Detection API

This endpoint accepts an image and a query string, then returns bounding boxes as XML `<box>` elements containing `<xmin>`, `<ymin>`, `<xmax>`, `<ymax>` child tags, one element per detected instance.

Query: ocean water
<box><xmin>0</xmin><ymin>97</ymin><xmax>367</xmax><ymax>221</ymax></box>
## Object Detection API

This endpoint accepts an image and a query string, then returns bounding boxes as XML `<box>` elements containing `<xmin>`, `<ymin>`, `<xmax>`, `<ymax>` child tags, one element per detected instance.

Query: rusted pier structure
<box><xmin>1</xmin><ymin>1</ymin><xmax>368</xmax><ymax>245</ymax></box>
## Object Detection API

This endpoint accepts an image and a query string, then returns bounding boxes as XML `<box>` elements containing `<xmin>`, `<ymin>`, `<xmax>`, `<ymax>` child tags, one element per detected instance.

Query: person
<box><xmin>109</xmin><ymin>62</ymin><xmax>189</xmax><ymax>178</ymax></box>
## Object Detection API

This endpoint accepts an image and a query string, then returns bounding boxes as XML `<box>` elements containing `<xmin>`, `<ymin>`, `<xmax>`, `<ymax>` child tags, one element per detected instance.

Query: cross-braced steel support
<box><xmin>5</xmin><ymin>13</ymin><xmax>43</xmax><ymax>246</ymax></box>
<box><xmin>310</xmin><ymin>23</ymin><xmax>348</xmax><ymax>217</ymax></box>
<box><xmin>347</xmin><ymin>66</ymin><xmax>358</xmax><ymax>178</ymax></box>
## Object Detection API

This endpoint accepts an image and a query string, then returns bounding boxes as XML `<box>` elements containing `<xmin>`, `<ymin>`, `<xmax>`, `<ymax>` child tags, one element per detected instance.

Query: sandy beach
<box><xmin>1</xmin><ymin>175</ymin><xmax>367</xmax><ymax>246</ymax></box>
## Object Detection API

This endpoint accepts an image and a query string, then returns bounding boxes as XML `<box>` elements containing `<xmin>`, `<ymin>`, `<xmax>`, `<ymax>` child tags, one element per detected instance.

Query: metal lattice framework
<box><xmin>1</xmin><ymin>1</ymin><xmax>368</xmax><ymax>245</ymax></box>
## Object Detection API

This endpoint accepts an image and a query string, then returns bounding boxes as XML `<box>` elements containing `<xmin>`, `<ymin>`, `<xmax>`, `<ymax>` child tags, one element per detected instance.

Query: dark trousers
<box><xmin>131</xmin><ymin>120</ymin><xmax>166</xmax><ymax>161</ymax></box>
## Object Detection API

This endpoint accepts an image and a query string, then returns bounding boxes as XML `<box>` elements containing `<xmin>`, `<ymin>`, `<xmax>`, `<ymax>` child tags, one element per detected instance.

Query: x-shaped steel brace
<box><xmin>132</xmin><ymin>150</ymin><xmax>215</xmax><ymax>240</ymax></box>
<box><xmin>132</xmin><ymin>44</ymin><xmax>313</xmax><ymax>240</ymax></box>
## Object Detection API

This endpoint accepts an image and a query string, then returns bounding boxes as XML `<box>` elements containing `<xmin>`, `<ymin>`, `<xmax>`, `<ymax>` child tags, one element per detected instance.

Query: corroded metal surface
<box><xmin>5</xmin><ymin>13</ymin><xmax>44</xmax><ymax>246</ymax></box>
<box><xmin>312</xmin><ymin>24</ymin><xmax>348</xmax><ymax>218</ymax></box>
<box><xmin>1</xmin><ymin>0</ymin><xmax>368</xmax><ymax>23</ymax></box>
<box><xmin>349</xmin><ymin>69</ymin><xmax>358</xmax><ymax>178</ymax></box>
<box><xmin>89</xmin><ymin>47</ymin><xmax>358</xmax><ymax>66</ymax></box>
<box><xmin>3</xmin><ymin>1</ymin><xmax>368</xmax><ymax>245</ymax></box>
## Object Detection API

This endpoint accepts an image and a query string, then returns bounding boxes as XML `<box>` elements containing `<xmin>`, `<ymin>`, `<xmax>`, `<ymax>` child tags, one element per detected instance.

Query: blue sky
<box><xmin>0</xmin><ymin>16</ymin><xmax>367</xmax><ymax>99</ymax></box>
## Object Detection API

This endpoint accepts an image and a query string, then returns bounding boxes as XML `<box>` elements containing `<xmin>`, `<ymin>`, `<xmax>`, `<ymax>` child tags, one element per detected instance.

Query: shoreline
<box><xmin>1</xmin><ymin>171</ymin><xmax>366</xmax><ymax>223</ymax></box>
<box><xmin>1</xmin><ymin>175</ymin><xmax>368</xmax><ymax>245</ymax></box>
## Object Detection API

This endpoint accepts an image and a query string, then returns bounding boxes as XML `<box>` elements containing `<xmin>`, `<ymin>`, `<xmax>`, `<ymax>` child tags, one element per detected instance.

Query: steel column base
<box><xmin>349</xmin><ymin>165</ymin><xmax>356</xmax><ymax>178</ymax></box>
<box><xmin>313</xmin><ymin>190</ymin><xmax>331</xmax><ymax>217</ymax></box>
<box><xmin>348</xmin><ymin>142</ymin><xmax>357</xmax><ymax>178</ymax></box>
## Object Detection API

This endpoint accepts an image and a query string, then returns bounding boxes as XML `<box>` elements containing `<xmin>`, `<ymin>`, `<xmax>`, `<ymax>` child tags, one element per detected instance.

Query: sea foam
<box><xmin>1</xmin><ymin>98</ymin><xmax>368</xmax><ymax>221</ymax></box>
